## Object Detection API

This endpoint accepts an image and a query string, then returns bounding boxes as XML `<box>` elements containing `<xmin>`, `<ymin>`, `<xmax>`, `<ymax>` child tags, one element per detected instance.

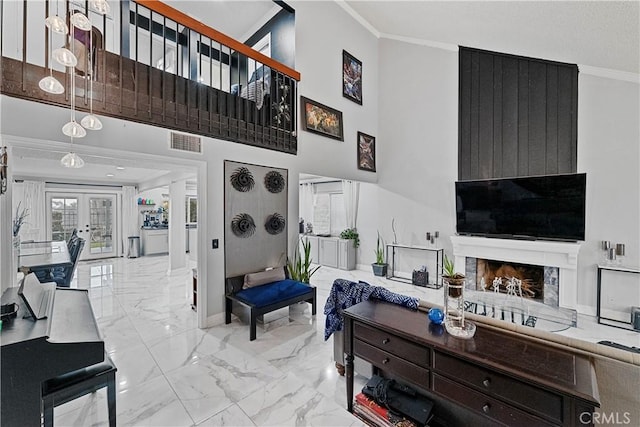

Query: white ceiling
<box><xmin>343</xmin><ymin>1</ymin><xmax>639</xmax><ymax>74</ymax></box>
<box><xmin>6</xmin><ymin>1</ymin><xmax>638</xmax><ymax>187</ymax></box>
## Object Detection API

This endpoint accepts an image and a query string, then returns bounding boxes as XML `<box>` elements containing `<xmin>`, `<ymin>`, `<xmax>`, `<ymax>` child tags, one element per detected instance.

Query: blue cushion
<box><xmin>235</xmin><ymin>279</ymin><xmax>312</xmax><ymax>308</ymax></box>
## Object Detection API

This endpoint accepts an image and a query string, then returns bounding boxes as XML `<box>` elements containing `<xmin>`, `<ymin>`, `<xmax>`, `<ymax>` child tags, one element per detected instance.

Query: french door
<box><xmin>47</xmin><ymin>193</ymin><xmax>117</xmax><ymax>260</ymax></box>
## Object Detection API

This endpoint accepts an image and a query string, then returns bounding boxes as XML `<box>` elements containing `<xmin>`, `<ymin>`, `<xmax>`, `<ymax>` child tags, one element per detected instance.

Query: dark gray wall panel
<box><xmin>458</xmin><ymin>47</ymin><xmax>578</xmax><ymax>180</ymax></box>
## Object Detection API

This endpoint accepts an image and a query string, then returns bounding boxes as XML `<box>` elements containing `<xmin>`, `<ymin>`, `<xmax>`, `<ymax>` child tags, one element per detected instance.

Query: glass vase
<box><xmin>444</xmin><ymin>277</ymin><xmax>476</xmax><ymax>339</ymax></box>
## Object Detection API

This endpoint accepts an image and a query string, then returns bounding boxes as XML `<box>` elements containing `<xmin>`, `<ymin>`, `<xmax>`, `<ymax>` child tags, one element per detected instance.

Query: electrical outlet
<box><xmin>212</xmin><ymin>239</ymin><xmax>219</xmax><ymax>249</ymax></box>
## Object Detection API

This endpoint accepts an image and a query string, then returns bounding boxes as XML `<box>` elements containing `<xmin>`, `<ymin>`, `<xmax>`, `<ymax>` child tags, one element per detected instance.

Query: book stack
<box><xmin>353</xmin><ymin>393</ymin><xmax>417</xmax><ymax>427</ymax></box>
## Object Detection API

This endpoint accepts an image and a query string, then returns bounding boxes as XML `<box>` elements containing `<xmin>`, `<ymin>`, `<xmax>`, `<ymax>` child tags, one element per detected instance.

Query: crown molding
<box><xmin>335</xmin><ymin>0</ymin><xmax>380</xmax><ymax>38</ymax></box>
<box><xmin>380</xmin><ymin>33</ymin><xmax>459</xmax><ymax>52</ymax></box>
<box><xmin>579</xmin><ymin>65</ymin><xmax>640</xmax><ymax>84</ymax></box>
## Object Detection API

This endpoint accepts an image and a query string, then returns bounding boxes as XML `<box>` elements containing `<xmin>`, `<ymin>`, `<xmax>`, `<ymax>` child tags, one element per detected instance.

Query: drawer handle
<box><xmin>482</xmin><ymin>378</ymin><xmax>491</xmax><ymax>388</ymax></box>
<box><xmin>382</xmin><ymin>338</ymin><xmax>390</xmax><ymax>345</ymax></box>
<box><xmin>482</xmin><ymin>404</ymin><xmax>491</xmax><ymax>414</ymax></box>
<box><xmin>382</xmin><ymin>358</ymin><xmax>390</xmax><ymax>365</ymax></box>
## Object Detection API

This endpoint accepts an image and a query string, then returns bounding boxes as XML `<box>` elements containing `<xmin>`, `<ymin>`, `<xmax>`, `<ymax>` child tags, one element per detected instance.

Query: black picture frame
<box><xmin>342</xmin><ymin>50</ymin><xmax>362</xmax><ymax>105</ymax></box>
<box><xmin>357</xmin><ymin>131</ymin><xmax>376</xmax><ymax>172</ymax></box>
<box><xmin>300</xmin><ymin>96</ymin><xmax>344</xmax><ymax>141</ymax></box>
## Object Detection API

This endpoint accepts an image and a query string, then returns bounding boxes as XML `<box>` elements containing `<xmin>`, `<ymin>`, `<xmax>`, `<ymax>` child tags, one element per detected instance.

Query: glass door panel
<box><xmin>48</xmin><ymin>193</ymin><xmax>117</xmax><ymax>261</ymax></box>
<box><xmin>50</xmin><ymin>196</ymin><xmax>79</xmax><ymax>241</ymax></box>
<box><xmin>88</xmin><ymin>196</ymin><xmax>115</xmax><ymax>257</ymax></box>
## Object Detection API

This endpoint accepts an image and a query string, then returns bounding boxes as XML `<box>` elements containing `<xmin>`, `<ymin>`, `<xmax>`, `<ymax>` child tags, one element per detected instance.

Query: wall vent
<box><xmin>170</xmin><ymin>132</ymin><xmax>202</xmax><ymax>153</ymax></box>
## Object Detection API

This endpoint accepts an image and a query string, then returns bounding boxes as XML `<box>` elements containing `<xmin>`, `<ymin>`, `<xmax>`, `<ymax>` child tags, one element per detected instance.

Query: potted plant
<box><xmin>443</xmin><ymin>254</ymin><xmax>465</xmax><ymax>297</ymax></box>
<box><xmin>287</xmin><ymin>238</ymin><xmax>321</xmax><ymax>284</ymax></box>
<box><xmin>372</xmin><ymin>231</ymin><xmax>388</xmax><ymax>277</ymax></box>
<box><xmin>339</xmin><ymin>228</ymin><xmax>359</xmax><ymax>248</ymax></box>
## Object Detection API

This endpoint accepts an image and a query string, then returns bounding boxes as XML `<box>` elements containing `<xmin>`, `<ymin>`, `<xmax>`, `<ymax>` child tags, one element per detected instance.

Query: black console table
<box><xmin>343</xmin><ymin>300</ymin><xmax>599</xmax><ymax>426</ymax></box>
<box><xmin>597</xmin><ymin>264</ymin><xmax>640</xmax><ymax>331</ymax></box>
<box><xmin>385</xmin><ymin>243</ymin><xmax>443</xmax><ymax>289</ymax></box>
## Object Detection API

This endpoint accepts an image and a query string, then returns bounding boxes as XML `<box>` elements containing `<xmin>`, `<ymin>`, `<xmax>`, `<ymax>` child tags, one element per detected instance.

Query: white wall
<box><xmin>353</xmin><ymin>40</ymin><xmax>459</xmax><ymax>277</ymax></box>
<box><xmin>577</xmin><ymin>73</ymin><xmax>640</xmax><ymax>313</ymax></box>
<box><xmin>293</xmin><ymin>1</ymin><xmax>379</xmax><ymax>183</ymax></box>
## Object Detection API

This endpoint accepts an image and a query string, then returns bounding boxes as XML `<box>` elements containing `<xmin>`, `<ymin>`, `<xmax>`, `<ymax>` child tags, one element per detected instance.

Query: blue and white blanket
<box><xmin>323</xmin><ymin>279</ymin><xmax>419</xmax><ymax>340</ymax></box>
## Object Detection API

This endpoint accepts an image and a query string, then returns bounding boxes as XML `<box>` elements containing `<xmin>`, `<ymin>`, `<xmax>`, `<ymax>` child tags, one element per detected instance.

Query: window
<box><xmin>311</xmin><ymin>189</ymin><xmax>345</xmax><ymax>236</ymax></box>
<box><xmin>185</xmin><ymin>196</ymin><xmax>197</xmax><ymax>223</ymax></box>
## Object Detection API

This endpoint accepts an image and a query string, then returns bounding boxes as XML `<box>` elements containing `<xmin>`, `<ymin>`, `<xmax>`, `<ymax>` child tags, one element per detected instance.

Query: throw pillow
<box><xmin>243</xmin><ymin>267</ymin><xmax>285</xmax><ymax>289</ymax></box>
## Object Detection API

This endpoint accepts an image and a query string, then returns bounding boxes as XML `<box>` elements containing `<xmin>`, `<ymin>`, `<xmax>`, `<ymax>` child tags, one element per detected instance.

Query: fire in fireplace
<box><xmin>476</xmin><ymin>259</ymin><xmax>545</xmax><ymax>301</ymax></box>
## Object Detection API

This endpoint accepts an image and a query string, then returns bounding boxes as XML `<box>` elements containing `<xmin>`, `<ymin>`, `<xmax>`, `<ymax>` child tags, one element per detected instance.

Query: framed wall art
<box><xmin>342</xmin><ymin>50</ymin><xmax>362</xmax><ymax>105</ymax></box>
<box><xmin>300</xmin><ymin>96</ymin><xmax>344</xmax><ymax>141</ymax></box>
<box><xmin>357</xmin><ymin>131</ymin><xmax>376</xmax><ymax>172</ymax></box>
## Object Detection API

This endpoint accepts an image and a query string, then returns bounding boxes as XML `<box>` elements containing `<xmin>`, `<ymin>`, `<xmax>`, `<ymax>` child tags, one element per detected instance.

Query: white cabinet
<box><xmin>141</xmin><ymin>228</ymin><xmax>169</xmax><ymax>255</ymax></box>
<box><xmin>338</xmin><ymin>239</ymin><xmax>356</xmax><ymax>270</ymax></box>
<box><xmin>319</xmin><ymin>237</ymin><xmax>338</xmax><ymax>268</ymax></box>
<box><xmin>300</xmin><ymin>235</ymin><xmax>356</xmax><ymax>270</ymax></box>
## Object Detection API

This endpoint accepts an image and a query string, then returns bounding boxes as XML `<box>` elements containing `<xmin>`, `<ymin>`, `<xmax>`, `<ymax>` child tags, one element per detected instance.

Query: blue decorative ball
<box><xmin>428</xmin><ymin>308</ymin><xmax>445</xmax><ymax>325</ymax></box>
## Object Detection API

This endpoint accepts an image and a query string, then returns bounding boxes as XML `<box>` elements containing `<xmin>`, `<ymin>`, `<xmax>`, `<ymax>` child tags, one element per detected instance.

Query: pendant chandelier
<box><xmin>39</xmin><ymin>0</ymin><xmax>110</xmax><ymax>168</ymax></box>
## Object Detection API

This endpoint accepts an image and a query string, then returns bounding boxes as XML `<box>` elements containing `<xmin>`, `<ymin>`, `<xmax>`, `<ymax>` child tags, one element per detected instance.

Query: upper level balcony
<box><xmin>0</xmin><ymin>0</ymin><xmax>300</xmax><ymax>154</ymax></box>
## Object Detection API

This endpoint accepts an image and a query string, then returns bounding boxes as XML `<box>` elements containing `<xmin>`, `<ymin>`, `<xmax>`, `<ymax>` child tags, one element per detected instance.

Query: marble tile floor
<box><xmin>55</xmin><ymin>255</ymin><xmax>639</xmax><ymax>426</ymax></box>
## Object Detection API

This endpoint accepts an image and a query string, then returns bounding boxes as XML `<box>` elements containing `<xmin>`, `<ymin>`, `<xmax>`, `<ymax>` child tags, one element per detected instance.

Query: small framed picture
<box><xmin>342</xmin><ymin>50</ymin><xmax>362</xmax><ymax>105</ymax></box>
<box><xmin>357</xmin><ymin>131</ymin><xmax>376</xmax><ymax>172</ymax></box>
<box><xmin>300</xmin><ymin>96</ymin><xmax>344</xmax><ymax>141</ymax></box>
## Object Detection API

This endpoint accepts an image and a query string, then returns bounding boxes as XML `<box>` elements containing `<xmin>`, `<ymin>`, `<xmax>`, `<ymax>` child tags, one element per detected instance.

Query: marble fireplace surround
<box><xmin>451</xmin><ymin>235</ymin><xmax>582</xmax><ymax>311</ymax></box>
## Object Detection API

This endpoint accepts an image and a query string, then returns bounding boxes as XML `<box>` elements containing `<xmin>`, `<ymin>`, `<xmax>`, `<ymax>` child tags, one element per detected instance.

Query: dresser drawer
<box><xmin>434</xmin><ymin>351</ymin><xmax>563</xmax><ymax>423</ymax></box>
<box><xmin>354</xmin><ymin>322</ymin><xmax>430</xmax><ymax>368</ymax></box>
<box><xmin>354</xmin><ymin>339</ymin><xmax>430</xmax><ymax>387</ymax></box>
<box><xmin>433</xmin><ymin>374</ymin><xmax>555</xmax><ymax>427</ymax></box>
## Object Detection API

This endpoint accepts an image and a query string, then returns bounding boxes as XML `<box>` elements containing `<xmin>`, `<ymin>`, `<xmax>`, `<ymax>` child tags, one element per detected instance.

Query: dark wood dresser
<box><xmin>343</xmin><ymin>300</ymin><xmax>600</xmax><ymax>426</ymax></box>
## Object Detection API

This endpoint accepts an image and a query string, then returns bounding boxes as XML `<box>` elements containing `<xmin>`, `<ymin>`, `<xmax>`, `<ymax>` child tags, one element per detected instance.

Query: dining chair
<box><xmin>50</xmin><ymin>238</ymin><xmax>85</xmax><ymax>288</ymax></box>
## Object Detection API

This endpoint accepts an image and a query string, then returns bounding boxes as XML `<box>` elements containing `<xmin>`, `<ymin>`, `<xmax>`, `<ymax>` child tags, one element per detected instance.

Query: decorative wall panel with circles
<box><xmin>264</xmin><ymin>170</ymin><xmax>285</xmax><ymax>193</ymax></box>
<box><xmin>265</xmin><ymin>213</ymin><xmax>286</xmax><ymax>235</ymax></box>
<box><xmin>231</xmin><ymin>213</ymin><xmax>256</xmax><ymax>238</ymax></box>
<box><xmin>230</xmin><ymin>167</ymin><xmax>255</xmax><ymax>192</ymax></box>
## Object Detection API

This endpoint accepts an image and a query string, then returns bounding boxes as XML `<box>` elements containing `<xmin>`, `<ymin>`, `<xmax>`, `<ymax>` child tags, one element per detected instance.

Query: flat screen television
<box><xmin>455</xmin><ymin>173</ymin><xmax>586</xmax><ymax>242</ymax></box>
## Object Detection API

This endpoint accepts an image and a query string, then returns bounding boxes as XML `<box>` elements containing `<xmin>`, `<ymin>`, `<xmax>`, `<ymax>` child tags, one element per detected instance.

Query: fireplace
<box><xmin>451</xmin><ymin>235</ymin><xmax>581</xmax><ymax>311</ymax></box>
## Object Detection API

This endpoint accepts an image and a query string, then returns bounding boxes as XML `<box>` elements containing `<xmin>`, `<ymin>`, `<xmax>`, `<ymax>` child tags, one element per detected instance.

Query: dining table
<box><xmin>18</xmin><ymin>241</ymin><xmax>72</xmax><ymax>274</ymax></box>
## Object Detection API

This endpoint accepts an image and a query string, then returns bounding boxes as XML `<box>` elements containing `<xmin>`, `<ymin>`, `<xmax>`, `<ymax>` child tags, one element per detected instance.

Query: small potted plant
<box><xmin>443</xmin><ymin>255</ymin><xmax>465</xmax><ymax>297</ymax></box>
<box><xmin>287</xmin><ymin>238</ymin><xmax>321</xmax><ymax>284</ymax></box>
<box><xmin>339</xmin><ymin>228</ymin><xmax>360</xmax><ymax>248</ymax></box>
<box><xmin>372</xmin><ymin>231</ymin><xmax>387</xmax><ymax>277</ymax></box>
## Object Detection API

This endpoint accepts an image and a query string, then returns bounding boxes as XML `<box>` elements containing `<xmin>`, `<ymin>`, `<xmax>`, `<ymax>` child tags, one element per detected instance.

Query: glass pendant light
<box><xmin>80</xmin><ymin>28</ymin><xmax>102</xmax><ymax>130</ymax></box>
<box><xmin>39</xmin><ymin>75</ymin><xmax>64</xmax><ymax>94</ymax></box>
<box><xmin>90</xmin><ymin>0</ymin><xmax>110</xmax><ymax>15</ymax></box>
<box><xmin>80</xmin><ymin>114</ymin><xmax>102</xmax><ymax>130</ymax></box>
<box><xmin>45</xmin><ymin>0</ymin><xmax>68</xmax><ymax>34</ymax></box>
<box><xmin>70</xmin><ymin>12</ymin><xmax>92</xmax><ymax>31</ymax></box>
<box><xmin>62</xmin><ymin>120</ymin><xmax>87</xmax><ymax>137</ymax></box>
<box><xmin>52</xmin><ymin>47</ymin><xmax>77</xmax><ymax>67</ymax></box>
<box><xmin>39</xmin><ymin>22</ymin><xmax>65</xmax><ymax>95</ymax></box>
<box><xmin>60</xmin><ymin>152</ymin><xmax>85</xmax><ymax>168</ymax></box>
<box><xmin>45</xmin><ymin>15</ymin><xmax>68</xmax><ymax>34</ymax></box>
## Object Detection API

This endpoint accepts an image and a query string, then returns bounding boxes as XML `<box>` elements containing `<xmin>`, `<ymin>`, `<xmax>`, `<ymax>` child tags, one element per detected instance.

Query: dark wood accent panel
<box><xmin>0</xmin><ymin>54</ymin><xmax>297</xmax><ymax>155</ymax></box>
<box><xmin>459</xmin><ymin>47</ymin><xmax>578</xmax><ymax>180</ymax></box>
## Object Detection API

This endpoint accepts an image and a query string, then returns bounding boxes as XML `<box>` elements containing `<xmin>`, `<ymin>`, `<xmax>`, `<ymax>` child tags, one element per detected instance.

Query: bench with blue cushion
<box><xmin>225</xmin><ymin>267</ymin><xmax>316</xmax><ymax>341</ymax></box>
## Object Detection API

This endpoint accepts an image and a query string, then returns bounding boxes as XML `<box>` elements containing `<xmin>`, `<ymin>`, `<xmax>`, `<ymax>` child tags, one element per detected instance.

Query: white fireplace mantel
<box><xmin>451</xmin><ymin>235</ymin><xmax>582</xmax><ymax>310</ymax></box>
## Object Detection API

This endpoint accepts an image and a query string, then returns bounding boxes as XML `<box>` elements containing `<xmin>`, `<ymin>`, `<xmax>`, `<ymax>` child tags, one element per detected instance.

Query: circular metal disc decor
<box><xmin>231</xmin><ymin>213</ymin><xmax>256</xmax><ymax>238</ymax></box>
<box><xmin>230</xmin><ymin>167</ymin><xmax>255</xmax><ymax>192</ymax></box>
<box><xmin>264</xmin><ymin>170</ymin><xmax>285</xmax><ymax>193</ymax></box>
<box><xmin>265</xmin><ymin>213</ymin><xmax>286</xmax><ymax>235</ymax></box>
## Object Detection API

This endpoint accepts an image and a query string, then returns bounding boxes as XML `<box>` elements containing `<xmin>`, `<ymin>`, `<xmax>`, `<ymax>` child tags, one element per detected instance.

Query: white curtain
<box><xmin>299</xmin><ymin>183</ymin><xmax>315</xmax><ymax>227</ymax></box>
<box><xmin>19</xmin><ymin>180</ymin><xmax>46</xmax><ymax>241</ymax></box>
<box><xmin>342</xmin><ymin>180</ymin><xmax>360</xmax><ymax>230</ymax></box>
<box><xmin>121</xmin><ymin>186</ymin><xmax>138</xmax><ymax>254</ymax></box>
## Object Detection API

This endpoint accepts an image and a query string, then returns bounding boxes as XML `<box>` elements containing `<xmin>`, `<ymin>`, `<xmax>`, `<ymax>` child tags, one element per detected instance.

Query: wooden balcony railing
<box><xmin>0</xmin><ymin>0</ymin><xmax>299</xmax><ymax>154</ymax></box>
